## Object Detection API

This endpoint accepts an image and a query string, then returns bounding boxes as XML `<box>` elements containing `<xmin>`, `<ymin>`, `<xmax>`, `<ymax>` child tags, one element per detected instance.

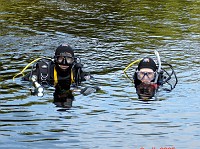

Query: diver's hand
<box><xmin>84</xmin><ymin>75</ymin><xmax>91</xmax><ymax>80</ymax></box>
<box><xmin>80</xmin><ymin>86</ymin><xmax>100</xmax><ymax>96</ymax></box>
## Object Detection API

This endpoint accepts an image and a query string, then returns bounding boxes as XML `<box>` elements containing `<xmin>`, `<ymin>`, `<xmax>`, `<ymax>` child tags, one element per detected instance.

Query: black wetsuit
<box><xmin>22</xmin><ymin>59</ymin><xmax>89</xmax><ymax>101</ymax></box>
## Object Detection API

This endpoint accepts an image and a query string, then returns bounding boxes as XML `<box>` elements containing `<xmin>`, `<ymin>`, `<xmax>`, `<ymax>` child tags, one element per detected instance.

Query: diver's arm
<box><xmin>72</xmin><ymin>63</ymin><xmax>99</xmax><ymax>95</ymax></box>
<box><xmin>74</xmin><ymin>63</ymin><xmax>91</xmax><ymax>82</ymax></box>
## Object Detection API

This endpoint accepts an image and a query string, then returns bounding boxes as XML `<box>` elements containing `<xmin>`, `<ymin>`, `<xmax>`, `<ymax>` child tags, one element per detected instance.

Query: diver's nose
<box><xmin>63</xmin><ymin>58</ymin><xmax>67</xmax><ymax>64</ymax></box>
<box><xmin>142</xmin><ymin>75</ymin><xmax>151</xmax><ymax>82</ymax></box>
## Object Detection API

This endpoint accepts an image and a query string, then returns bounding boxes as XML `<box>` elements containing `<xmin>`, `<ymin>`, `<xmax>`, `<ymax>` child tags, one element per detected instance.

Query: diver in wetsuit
<box><xmin>22</xmin><ymin>44</ymin><xmax>99</xmax><ymax>104</ymax></box>
<box><xmin>133</xmin><ymin>57</ymin><xmax>177</xmax><ymax>99</ymax></box>
<box><xmin>133</xmin><ymin>57</ymin><xmax>161</xmax><ymax>99</ymax></box>
<box><xmin>124</xmin><ymin>51</ymin><xmax>178</xmax><ymax>100</ymax></box>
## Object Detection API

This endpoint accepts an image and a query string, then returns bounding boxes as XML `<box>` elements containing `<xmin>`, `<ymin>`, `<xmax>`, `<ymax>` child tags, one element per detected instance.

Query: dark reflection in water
<box><xmin>0</xmin><ymin>0</ymin><xmax>200</xmax><ymax>149</ymax></box>
<box><xmin>53</xmin><ymin>90</ymin><xmax>74</xmax><ymax>110</ymax></box>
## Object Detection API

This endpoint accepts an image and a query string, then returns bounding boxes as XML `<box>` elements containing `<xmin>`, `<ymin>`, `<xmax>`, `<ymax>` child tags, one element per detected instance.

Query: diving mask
<box><xmin>136</xmin><ymin>71</ymin><xmax>156</xmax><ymax>81</ymax></box>
<box><xmin>55</xmin><ymin>53</ymin><xmax>74</xmax><ymax>65</ymax></box>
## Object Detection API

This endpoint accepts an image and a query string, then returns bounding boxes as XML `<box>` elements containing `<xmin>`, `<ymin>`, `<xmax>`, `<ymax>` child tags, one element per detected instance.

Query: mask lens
<box><xmin>57</xmin><ymin>56</ymin><xmax>64</xmax><ymax>63</ymax></box>
<box><xmin>137</xmin><ymin>71</ymin><xmax>155</xmax><ymax>81</ymax></box>
<box><xmin>66</xmin><ymin>57</ymin><xmax>74</xmax><ymax>64</ymax></box>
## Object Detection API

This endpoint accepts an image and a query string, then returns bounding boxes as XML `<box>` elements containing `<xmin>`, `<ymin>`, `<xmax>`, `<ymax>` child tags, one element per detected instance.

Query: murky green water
<box><xmin>0</xmin><ymin>0</ymin><xmax>200</xmax><ymax>149</ymax></box>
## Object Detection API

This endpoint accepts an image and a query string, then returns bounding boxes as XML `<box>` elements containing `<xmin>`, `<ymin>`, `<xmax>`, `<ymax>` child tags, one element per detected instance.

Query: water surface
<box><xmin>0</xmin><ymin>0</ymin><xmax>200</xmax><ymax>149</ymax></box>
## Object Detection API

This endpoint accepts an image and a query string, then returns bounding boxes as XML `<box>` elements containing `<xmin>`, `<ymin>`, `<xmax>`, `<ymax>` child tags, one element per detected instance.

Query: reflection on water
<box><xmin>0</xmin><ymin>0</ymin><xmax>200</xmax><ymax>148</ymax></box>
<box><xmin>53</xmin><ymin>90</ymin><xmax>74</xmax><ymax>110</ymax></box>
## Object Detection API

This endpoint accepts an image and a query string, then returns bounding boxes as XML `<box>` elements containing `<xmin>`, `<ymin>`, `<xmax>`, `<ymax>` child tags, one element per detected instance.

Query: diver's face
<box><xmin>56</xmin><ymin>52</ymin><xmax>74</xmax><ymax>70</ymax></box>
<box><xmin>137</xmin><ymin>68</ymin><xmax>155</xmax><ymax>83</ymax></box>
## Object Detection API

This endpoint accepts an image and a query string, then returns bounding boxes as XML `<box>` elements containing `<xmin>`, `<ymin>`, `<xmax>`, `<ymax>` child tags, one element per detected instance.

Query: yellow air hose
<box><xmin>123</xmin><ymin>58</ymin><xmax>142</xmax><ymax>83</ymax></box>
<box><xmin>123</xmin><ymin>58</ymin><xmax>142</xmax><ymax>73</ymax></box>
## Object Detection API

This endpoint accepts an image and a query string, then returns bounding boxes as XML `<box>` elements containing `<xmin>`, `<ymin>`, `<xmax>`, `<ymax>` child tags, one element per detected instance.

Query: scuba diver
<box><xmin>124</xmin><ymin>50</ymin><xmax>178</xmax><ymax>100</ymax></box>
<box><xmin>13</xmin><ymin>44</ymin><xmax>99</xmax><ymax>104</ymax></box>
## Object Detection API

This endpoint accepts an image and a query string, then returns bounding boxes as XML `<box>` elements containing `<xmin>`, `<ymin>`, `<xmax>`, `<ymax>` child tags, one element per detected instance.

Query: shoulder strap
<box><xmin>71</xmin><ymin>69</ymin><xmax>75</xmax><ymax>84</ymax></box>
<box><xmin>54</xmin><ymin>66</ymin><xmax>58</xmax><ymax>87</ymax></box>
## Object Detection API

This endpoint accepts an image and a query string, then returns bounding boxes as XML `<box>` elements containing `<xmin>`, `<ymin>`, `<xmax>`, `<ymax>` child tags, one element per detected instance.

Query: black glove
<box><xmin>80</xmin><ymin>86</ymin><xmax>101</xmax><ymax>96</ymax></box>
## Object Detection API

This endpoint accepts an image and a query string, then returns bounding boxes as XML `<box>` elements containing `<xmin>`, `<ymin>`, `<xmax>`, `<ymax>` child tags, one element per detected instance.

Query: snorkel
<box><xmin>154</xmin><ymin>50</ymin><xmax>161</xmax><ymax>84</ymax></box>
